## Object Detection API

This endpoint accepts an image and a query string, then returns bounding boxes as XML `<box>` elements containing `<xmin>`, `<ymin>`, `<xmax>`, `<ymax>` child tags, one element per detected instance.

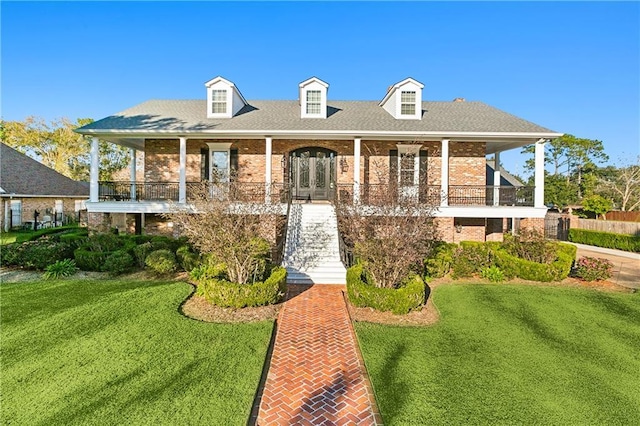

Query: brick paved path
<box><xmin>255</xmin><ymin>285</ymin><xmax>381</xmax><ymax>425</ymax></box>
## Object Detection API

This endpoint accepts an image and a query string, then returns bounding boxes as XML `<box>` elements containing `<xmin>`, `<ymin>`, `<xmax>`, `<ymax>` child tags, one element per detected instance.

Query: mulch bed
<box><xmin>181</xmin><ymin>293</ymin><xmax>283</xmax><ymax>323</ymax></box>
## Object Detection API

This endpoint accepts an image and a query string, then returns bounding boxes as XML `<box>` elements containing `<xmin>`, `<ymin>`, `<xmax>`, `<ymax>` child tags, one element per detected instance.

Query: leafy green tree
<box><xmin>582</xmin><ymin>194</ymin><xmax>613</xmax><ymax>220</ymax></box>
<box><xmin>1</xmin><ymin>116</ymin><xmax>129</xmax><ymax>181</ymax></box>
<box><xmin>544</xmin><ymin>173</ymin><xmax>579</xmax><ymax>209</ymax></box>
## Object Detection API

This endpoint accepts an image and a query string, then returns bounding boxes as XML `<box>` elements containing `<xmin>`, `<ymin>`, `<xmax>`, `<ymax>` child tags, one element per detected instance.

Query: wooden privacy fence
<box><xmin>606</xmin><ymin>211</ymin><xmax>640</xmax><ymax>222</ymax></box>
<box><xmin>571</xmin><ymin>218</ymin><xmax>640</xmax><ymax>236</ymax></box>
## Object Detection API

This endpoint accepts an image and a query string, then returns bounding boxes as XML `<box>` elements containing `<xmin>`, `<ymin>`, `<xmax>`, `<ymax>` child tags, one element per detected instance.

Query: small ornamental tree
<box><xmin>335</xmin><ymin>162</ymin><xmax>440</xmax><ymax>289</ymax></box>
<box><xmin>582</xmin><ymin>194</ymin><xmax>613</xmax><ymax>220</ymax></box>
<box><xmin>165</xmin><ymin>182</ymin><xmax>275</xmax><ymax>285</ymax></box>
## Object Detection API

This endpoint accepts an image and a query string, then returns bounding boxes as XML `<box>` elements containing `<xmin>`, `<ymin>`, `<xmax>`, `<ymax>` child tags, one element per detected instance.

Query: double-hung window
<box><xmin>400</xmin><ymin>91</ymin><xmax>416</xmax><ymax>115</ymax></box>
<box><xmin>306</xmin><ymin>90</ymin><xmax>321</xmax><ymax>115</ymax></box>
<box><xmin>211</xmin><ymin>90</ymin><xmax>227</xmax><ymax>114</ymax></box>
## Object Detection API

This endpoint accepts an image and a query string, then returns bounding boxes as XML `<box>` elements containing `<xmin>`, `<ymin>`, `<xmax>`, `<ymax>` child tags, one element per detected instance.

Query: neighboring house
<box><xmin>76</xmin><ymin>76</ymin><xmax>560</xmax><ymax>243</ymax></box>
<box><xmin>0</xmin><ymin>143</ymin><xmax>89</xmax><ymax>231</ymax></box>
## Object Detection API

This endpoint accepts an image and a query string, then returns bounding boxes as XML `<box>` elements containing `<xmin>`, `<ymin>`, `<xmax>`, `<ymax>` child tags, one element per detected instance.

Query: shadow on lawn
<box><xmin>39</xmin><ymin>360</ymin><xmax>205</xmax><ymax>425</ymax></box>
<box><xmin>374</xmin><ymin>343</ymin><xmax>409</xmax><ymax>423</ymax></box>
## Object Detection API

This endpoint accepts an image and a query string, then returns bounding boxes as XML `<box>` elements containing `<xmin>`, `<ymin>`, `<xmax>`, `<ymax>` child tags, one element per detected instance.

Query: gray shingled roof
<box><xmin>0</xmin><ymin>143</ymin><xmax>89</xmax><ymax>197</ymax></box>
<box><xmin>77</xmin><ymin>100</ymin><xmax>556</xmax><ymax>134</ymax></box>
<box><xmin>486</xmin><ymin>160</ymin><xmax>524</xmax><ymax>187</ymax></box>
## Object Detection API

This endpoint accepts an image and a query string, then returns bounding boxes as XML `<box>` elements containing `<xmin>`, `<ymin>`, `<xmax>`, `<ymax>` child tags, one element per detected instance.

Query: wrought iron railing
<box><xmin>447</xmin><ymin>185</ymin><xmax>534</xmax><ymax>207</ymax></box>
<box><xmin>99</xmin><ymin>181</ymin><xmax>291</xmax><ymax>203</ymax></box>
<box><xmin>272</xmin><ymin>184</ymin><xmax>293</xmax><ymax>265</ymax></box>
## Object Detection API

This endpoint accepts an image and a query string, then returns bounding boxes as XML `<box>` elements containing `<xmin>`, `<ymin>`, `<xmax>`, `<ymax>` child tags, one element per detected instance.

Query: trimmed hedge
<box><xmin>15</xmin><ymin>225</ymin><xmax>87</xmax><ymax>243</ymax></box>
<box><xmin>145</xmin><ymin>249</ymin><xmax>178</xmax><ymax>275</ymax></box>
<box><xmin>1</xmin><ymin>237</ymin><xmax>76</xmax><ymax>270</ymax></box>
<box><xmin>196</xmin><ymin>266</ymin><xmax>287</xmax><ymax>308</ymax></box>
<box><xmin>494</xmin><ymin>243</ymin><xmax>576</xmax><ymax>282</ymax></box>
<box><xmin>569</xmin><ymin>229</ymin><xmax>640</xmax><ymax>253</ymax></box>
<box><xmin>346</xmin><ymin>264</ymin><xmax>426</xmax><ymax>315</ymax></box>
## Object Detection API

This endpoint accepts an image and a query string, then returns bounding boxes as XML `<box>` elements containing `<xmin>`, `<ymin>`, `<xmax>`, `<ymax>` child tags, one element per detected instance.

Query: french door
<box><xmin>291</xmin><ymin>148</ymin><xmax>336</xmax><ymax>200</ymax></box>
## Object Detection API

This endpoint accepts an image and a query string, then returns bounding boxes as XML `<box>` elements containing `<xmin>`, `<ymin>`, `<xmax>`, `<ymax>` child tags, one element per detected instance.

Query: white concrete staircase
<box><xmin>282</xmin><ymin>203</ymin><xmax>347</xmax><ymax>285</ymax></box>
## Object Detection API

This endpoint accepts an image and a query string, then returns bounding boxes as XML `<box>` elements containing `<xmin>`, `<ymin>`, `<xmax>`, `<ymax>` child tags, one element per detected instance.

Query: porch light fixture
<box><xmin>455</xmin><ymin>221</ymin><xmax>462</xmax><ymax>233</ymax></box>
<box><xmin>340</xmin><ymin>156</ymin><xmax>349</xmax><ymax>173</ymax></box>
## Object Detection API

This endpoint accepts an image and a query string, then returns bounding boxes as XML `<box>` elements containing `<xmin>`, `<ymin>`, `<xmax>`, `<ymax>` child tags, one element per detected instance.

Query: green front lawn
<box><xmin>1</xmin><ymin>279</ymin><xmax>273</xmax><ymax>425</ymax></box>
<box><xmin>357</xmin><ymin>285</ymin><xmax>640</xmax><ymax>425</ymax></box>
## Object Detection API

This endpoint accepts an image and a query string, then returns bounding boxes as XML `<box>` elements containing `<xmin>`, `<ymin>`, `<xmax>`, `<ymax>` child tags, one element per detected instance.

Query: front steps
<box><xmin>282</xmin><ymin>203</ymin><xmax>347</xmax><ymax>285</ymax></box>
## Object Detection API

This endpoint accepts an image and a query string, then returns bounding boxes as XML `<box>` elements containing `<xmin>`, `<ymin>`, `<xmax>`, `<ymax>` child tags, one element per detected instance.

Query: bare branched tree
<box><xmin>597</xmin><ymin>156</ymin><xmax>640</xmax><ymax>211</ymax></box>
<box><xmin>165</xmin><ymin>182</ymin><xmax>276</xmax><ymax>284</ymax></box>
<box><xmin>335</xmin><ymin>156</ymin><xmax>440</xmax><ymax>288</ymax></box>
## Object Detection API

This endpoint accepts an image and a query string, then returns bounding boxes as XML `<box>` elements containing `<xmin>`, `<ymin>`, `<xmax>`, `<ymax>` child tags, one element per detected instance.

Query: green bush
<box><xmin>569</xmin><ymin>229</ymin><xmax>640</xmax><ymax>253</ymax></box>
<box><xmin>176</xmin><ymin>246</ymin><xmax>200</xmax><ymax>272</ymax></box>
<box><xmin>196</xmin><ymin>266</ymin><xmax>287</xmax><ymax>308</ymax></box>
<box><xmin>503</xmin><ymin>229</ymin><xmax>557</xmax><ymax>264</ymax></box>
<box><xmin>16</xmin><ymin>225</ymin><xmax>87</xmax><ymax>243</ymax></box>
<box><xmin>494</xmin><ymin>243</ymin><xmax>576</xmax><ymax>282</ymax></box>
<box><xmin>103</xmin><ymin>250</ymin><xmax>134</xmax><ymax>276</ymax></box>
<box><xmin>573</xmin><ymin>256</ymin><xmax>614</xmax><ymax>282</ymax></box>
<box><xmin>2</xmin><ymin>237</ymin><xmax>76</xmax><ymax>270</ymax></box>
<box><xmin>451</xmin><ymin>241</ymin><xmax>496</xmax><ymax>279</ymax></box>
<box><xmin>480</xmin><ymin>265</ymin><xmax>505</xmax><ymax>283</ymax></box>
<box><xmin>84</xmin><ymin>233</ymin><xmax>124</xmax><ymax>253</ymax></box>
<box><xmin>190</xmin><ymin>263</ymin><xmax>227</xmax><ymax>281</ymax></box>
<box><xmin>346</xmin><ymin>263</ymin><xmax>425</xmax><ymax>315</ymax></box>
<box><xmin>424</xmin><ymin>242</ymin><xmax>457</xmax><ymax>278</ymax></box>
<box><xmin>43</xmin><ymin>259</ymin><xmax>78</xmax><ymax>280</ymax></box>
<box><xmin>133</xmin><ymin>242</ymin><xmax>154</xmax><ymax>268</ymax></box>
<box><xmin>74</xmin><ymin>248</ymin><xmax>109</xmax><ymax>271</ymax></box>
<box><xmin>145</xmin><ymin>249</ymin><xmax>178</xmax><ymax>275</ymax></box>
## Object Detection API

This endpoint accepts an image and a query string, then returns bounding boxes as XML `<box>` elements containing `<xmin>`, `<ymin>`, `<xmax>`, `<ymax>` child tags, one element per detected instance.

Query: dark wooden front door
<box><xmin>291</xmin><ymin>148</ymin><xmax>336</xmax><ymax>200</ymax></box>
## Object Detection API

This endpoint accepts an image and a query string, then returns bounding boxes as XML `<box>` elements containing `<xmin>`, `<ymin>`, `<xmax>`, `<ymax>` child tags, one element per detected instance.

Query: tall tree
<box><xmin>597</xmin><ymin>156</ymin><xmax>640</xmax><ymax>211</ymax></box>
<box><xmin>1</xmin><ymin>117</ymin><xmax>129</xmax><ymax>181</ymax></box>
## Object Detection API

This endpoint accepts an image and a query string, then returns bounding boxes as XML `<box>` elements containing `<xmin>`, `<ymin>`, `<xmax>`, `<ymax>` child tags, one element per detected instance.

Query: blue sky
<box><xmin>2</xmin><ymin>1</ymin><xmax>638</xmax><ymax>175</ymax></box>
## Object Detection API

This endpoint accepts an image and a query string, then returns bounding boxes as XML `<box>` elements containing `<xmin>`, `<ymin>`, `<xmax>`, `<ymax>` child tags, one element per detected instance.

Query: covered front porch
<box><xmin>87</xmin><ymin>135</ymin><xmax>548</xmax><ymax>215</ymax></box>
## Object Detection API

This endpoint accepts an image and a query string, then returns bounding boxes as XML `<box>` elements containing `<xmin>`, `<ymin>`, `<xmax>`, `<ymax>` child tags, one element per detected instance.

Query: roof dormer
<box><xmin>299</xmin><ymin>77</ymin><xmax>329</xmax><ymax>119</ymax></box>
<box><xmin>379</xmin><ymin>77</ymin><xmax>424</xmax><ymax>120</ymax></box>
<box><xmin>204</xmin><ymin>76</ymin><xmax>248</xmax><ymax>118</ymax></box>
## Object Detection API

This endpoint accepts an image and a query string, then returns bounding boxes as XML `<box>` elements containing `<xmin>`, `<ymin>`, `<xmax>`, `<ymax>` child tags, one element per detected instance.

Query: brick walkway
<box><xmin>255</xmin><ymin>285</ymin><xmax>381</xmax><ymax>425</ymax></box>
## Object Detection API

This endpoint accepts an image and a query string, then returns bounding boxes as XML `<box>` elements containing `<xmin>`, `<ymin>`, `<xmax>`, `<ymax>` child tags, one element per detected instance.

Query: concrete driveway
<box><xmin>572</xmin><ymin>243</ymin><xmax>639</xmax><ymax>290</ymax></box>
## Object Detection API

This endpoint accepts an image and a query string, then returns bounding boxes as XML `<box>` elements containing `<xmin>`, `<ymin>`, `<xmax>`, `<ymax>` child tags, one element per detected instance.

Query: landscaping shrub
<box><xmin>176</xmin><ymin>245</ymin><xmax>200</xmax><ymax>272</ymax></box>
<box><xmin>196</xmin><ymin>266</ymin><xmax>287</xmax><ymax>308</ymax></box>
<box><xmin>16</xmin><ymin>225</ymin><xmax>87</xmax><ymax>243</ymax></box>
<box><xmin>73</xmin><ymin>248</ymin><xmax>109</xmax><ymax>271</ymax></box>
<box><xmin>133</xmin><ymin>242</ymin><xmax>154</xmax><ymax>268</ymax></box>
<box><xmin>346</xmin><ymin>263</ymin><xmax>425</xmax><ymax>315</ymax></box>
<box><xmin>43</xmin><ymin>259</ymin><xmax>78</xmax><ymax>280</ymax></box>
<box><xmin>424</xmin><ymin>242</ymin><xmax>457</xmax><ymax>278</ymax></box>
<box><xmin>103</xmin><ymin>250</ymin><xmax>135</xmax><ymax>276</ymax></box>
<box><xmin>2</xmin><ymin>237</ymin><xmax>76</xmax><ymax>270</ymax></box>
<box><xmin>451</xmin><ymin>241</ymin><xmax>495</xmax><ymax>279</ymax></box>
<box><xmin>145</xmin><ymin>249</ymin><xmax>178</xmax><ymax>275</ymax></box>
<box><xmin>573</xmin><ymin>256</ymin><xmax>614</xmax><ymax>282</ymax></box>
<box><xmin>494</xmin><ymin>243</ymin><xmax>576</xmax><ymax>282</ymax></box>
<box><xmin>503</xmin><ymin>229</ymin><xmax>557</xmax><ymax>264</ymax></box>
<box><xmin>190</xmin><ymin>263</ymin><xmax>227</xmax><ymax>281</ymax></box>
<box><xmin>480</xmin><ymin>265</ymin><xmax>505</xmax><ymax>283</ymax></box>
<box><xmin>569</xmin><ymin>229</ymin><xmax>640</xmax><ymax>253</ymax></box>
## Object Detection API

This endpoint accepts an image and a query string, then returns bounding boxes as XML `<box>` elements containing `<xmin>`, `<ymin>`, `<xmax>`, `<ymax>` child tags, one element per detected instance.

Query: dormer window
<box><xmin>379</xmin><ymin>78</ymin><xmax>424</xmax><ymax>120</ymax></box>
<box><xmin>205</xmin><ymin>76</ymin><xmax>248</xmax><ymax>118</ymax></box>
<box><xmin>306</xmin><ymin>90</ymin><xmax>322</xmax><ymax>114</ymax></box>
<box><xmin>211</xmin><ymin>90</ymin><xmax>227</xmax><ymax>114</ymax></box>
<box><xmin>400</xmin><ymin>91</ymin><xmax>416</xmax><ymax>115</ymax></box>
<box><xmin>299</xmin><ymin>77</ymin><xmax>329</xmax><ymax>119</ymax></box>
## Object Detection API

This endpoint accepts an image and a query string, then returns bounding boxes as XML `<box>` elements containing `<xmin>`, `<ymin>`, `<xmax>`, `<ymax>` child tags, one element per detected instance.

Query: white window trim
<box><xmin>206</xmin><ymin>142</ymin><xmax>233</xmax><ymax>182</ymax></box>
<box><xmin>301</xmin><ymin>88</ymin><xmax>327</xmax><ymax>118</ymax></box>
<box><xmin>397</xmin><ymin>144</ymin><xmax>422</xmax><ymax>186</ymax></box>
<box><xmin>400</xmin><ymin>91</ymin><xmax>417</xmax><ymax>116</ymax></box>
<box><xmin>207</xmin><ymin>88</ymin><xmax>230</xmax><ymax>118</ymax></box>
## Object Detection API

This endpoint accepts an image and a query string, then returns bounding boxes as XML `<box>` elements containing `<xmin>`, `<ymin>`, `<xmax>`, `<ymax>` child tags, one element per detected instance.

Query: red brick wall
<box><xmin>449</xmin><ymin>142</ymin><xmax>486</xmax><ymax>186</ymax></box>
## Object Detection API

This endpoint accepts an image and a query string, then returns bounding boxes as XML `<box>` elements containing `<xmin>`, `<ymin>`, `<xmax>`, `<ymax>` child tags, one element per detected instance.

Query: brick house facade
<box><xmin>77</xmin><ymin>76</ymin><xmax>560</xmax><ymax>242</ymax></box>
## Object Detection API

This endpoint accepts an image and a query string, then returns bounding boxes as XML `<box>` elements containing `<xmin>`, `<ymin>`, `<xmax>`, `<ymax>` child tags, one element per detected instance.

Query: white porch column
<box><xmin>179</xmin><ymin>137</ymin><xmax>187</xmax><ymax>204</ymax></box>
<box><xmin>90</xmin><ymin>137</ymin><xmax>100</xmax><ymax>202</ymax></box>
<box><xmin>353</xmin><ymin>137</ymin><xmax>361</xmax><ymax>204</ymax></box>
<box><xmin>265</xmin><ymin>136</ymin><xmax>272</xmax><ymax>204</ymax></box>
<box><xmin>440</xmin><ymin>139</ymin><xmax>449</xmax><ymax>207</ymax></box>
<box><xmin>130</xmin><ymin>148</ymin><xmax>137</xmax><ymax>201</ymax></box>
<box><xmin>493</xmin><ymin>151</ymin><xmax>501</xmax><ymax>206</ymax></box>
<box><xmin>534</xmin><ymin>139</ymin><xmax>546</xmax><ymax>208</ymax></box>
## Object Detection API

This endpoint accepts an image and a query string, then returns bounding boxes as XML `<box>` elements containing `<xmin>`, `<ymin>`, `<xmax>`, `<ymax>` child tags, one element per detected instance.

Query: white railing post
<box><xmin>353</xmin><ymin>137</ymin><xmax>361</xmax><ymax>204</ymax></box>
<box><xmin>265</xmin><ymin>136</ymin><xmax>272</xmax><ymax>204</ymax></box>
<box><xmin>90</xmin><ymin>137</ymin><xmax>100</xmax><ymax>202</ymax></box>
<box><xmin>130</xmin><ymin>148</ymin><xmax>137</xmax><ymax>201</ymax></box>
<box><xmin>534</xmin><ymin>139</ymin><xmax>546</xmax><ymax>208</ymax></box>
<box><xmin>440</xmin><ymin>139</ymin><xmax>449</xmax><ymax>207</ymax></box>
<box><xmin>179</xmin><ymin>137</ymin><xmax>187</xmax><ymax>203</ymax></box>
<box><xmin>493</xmin><ymin>151</ymin><xmax>501</xmax><ymax>206</ymax></box>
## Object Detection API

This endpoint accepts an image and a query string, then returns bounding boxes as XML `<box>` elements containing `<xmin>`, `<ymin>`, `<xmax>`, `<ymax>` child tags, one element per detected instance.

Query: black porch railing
<box><xmin>98</xmin><ymin>181</ymin><xmax>534</xmax><ymax>207</ymax></box>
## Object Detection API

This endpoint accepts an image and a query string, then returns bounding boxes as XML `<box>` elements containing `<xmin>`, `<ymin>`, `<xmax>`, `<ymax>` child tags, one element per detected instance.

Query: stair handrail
<box><xmin>274</xmin><ymin>182</ymin><xmax>293</xmax><ymax>265</ymax></box>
